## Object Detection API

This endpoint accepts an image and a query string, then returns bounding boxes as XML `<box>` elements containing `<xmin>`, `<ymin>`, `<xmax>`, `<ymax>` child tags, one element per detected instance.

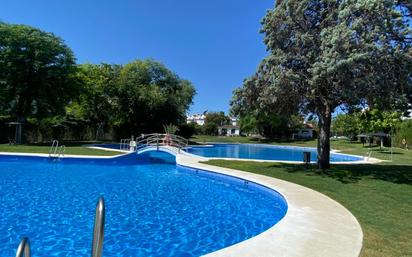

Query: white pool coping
<box><xmin>0</xmin><ymin>149</ymin><xmax>363</xmax><ymax>257</ymax></box>
<box><xmin>186</xmin><ymin>143</ymin><xmax>381</xmax><ymax>164</ymax></box>
<box><xmin>176</xmin><ymin>153</ymin><xmax>363</xmax><ymax>257</ymax></box>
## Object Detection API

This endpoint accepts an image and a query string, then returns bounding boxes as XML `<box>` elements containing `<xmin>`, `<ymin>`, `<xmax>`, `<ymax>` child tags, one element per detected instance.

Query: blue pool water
<box><xmin>187</xmin><ymin>144</ymin><xmax>363</xmax><ymax>162</ymax></box>
<box><xmin>0</xmin><ymin>152</ymin><xmax>287</xmax><ymax>257</ymax></box>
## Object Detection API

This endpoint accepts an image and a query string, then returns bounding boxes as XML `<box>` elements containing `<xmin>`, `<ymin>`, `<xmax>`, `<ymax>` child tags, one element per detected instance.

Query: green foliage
<box><xmin>69</xmin><ymin>63</ymin><xmax>121</xmax><ymax>140</ymax></box>
<box><xmin>357</xmin><ymin>109</ymin><xmax>402</xmax><ymax>134</ymax></box>
<box><xmin>232</xmin><ymin>0</ymin><xmax>412</xmax><ymax>169</ymax></box>
<box><xmin>177</xmin><ymin>123</ymin><xmax>197</xmax><ymax>139</ymax></box>
<box><xmin>332</xmin><ymin>113</ymin><xmax>361</xmax><ymax>139</ymax></box>
<box><xmin>394</xmin><ymin>119</ymin><xmax>412</xmax><ymax>148</ymax></box>
<box><xmin>0</xmin><ymin>23</ymin><xmax>196</xmax><ymax>142</ymax></box>
<box><xmin>203</xmin><ymin>112</ymin><xmax>230</xmax><ymax>135</ymax></box>
<box><xmin>238</xmin><ymin>112</ymin><xmax>296</xmax><ymax>138</ymax></box>
<box><xmin>0</xmin><ymin>22</ymin><xmax>79</xmax><ymax>121</ymax></box>
<box><xmin>333</xmin><ymin>110</ymin><xmax>402</xmax><ymax>143</ymax></box>
<box><xmin>238</xmin><ymin>114</ymin><xmax>258</xmax><ymax>134</ymax></box>
<box><xmin>69</xmin><ymin>60</ymin><xmax>195</xmax><ymax>139</ymax></box>
<box><xmin>116</xmin><ymin>60</ymin><xmax>195</xmax><ymax>136</ymax></box>
<box><xmin>163</xmin><ymin>124</ymin><xmax>179</xmax><ymax>135</ymax></box>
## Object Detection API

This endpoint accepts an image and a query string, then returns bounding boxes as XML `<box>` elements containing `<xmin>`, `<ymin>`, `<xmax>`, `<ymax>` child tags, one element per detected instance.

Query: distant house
<box><xmin>218</xmin><ymin>125</ymin><xmax>240</xmax><ymax>136</ymax></box>
<box><xmin>292</xmin><ymin>124</ymin><xmax>314</xmax><ymax>139</ymax></box>
<box><xmin>186</xmin><ymin>113</ymin><xmax>206</xmax><ymax>126</ymax></box>
<box><xmin>230</xmin><ymin>117</ymin><xmax>238</xmax><ymax>126</ymax></box>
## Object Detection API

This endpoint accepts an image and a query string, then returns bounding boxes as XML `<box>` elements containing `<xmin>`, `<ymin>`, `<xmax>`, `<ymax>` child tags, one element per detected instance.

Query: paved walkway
<box><xmin>176</xmin><ymin>154</ymin><xmax>363</xmax><ymax>257</ymax></box>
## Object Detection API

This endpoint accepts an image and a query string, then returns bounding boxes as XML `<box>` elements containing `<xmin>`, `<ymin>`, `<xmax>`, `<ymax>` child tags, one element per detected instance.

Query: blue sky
<box><xmin>1</xmin><ymin>0</ymin><xmax>274</xmax><ymax>114</ymax></box>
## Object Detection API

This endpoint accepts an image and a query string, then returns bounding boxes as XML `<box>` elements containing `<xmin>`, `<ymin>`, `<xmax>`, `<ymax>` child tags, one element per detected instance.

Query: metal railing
<box><xmin>119</xmin><ymin>138</ymin><xmax>131</xmax><ymax>151</ymax></box>
<box><xmin>49</xmin><ymin>140</ymin><xmax>65</xmax><ymax>159</ymax></box>
<box><xmin>91</xmin><ymin>197</ymin><xmax>105</xmax><ymax>257</ymax></box>
<box><xmin>15</xmin><ymin>237</ymin><xmax>31</xmax><ymax>257</ymax></box>
<box><xmin>134</xmin><ymin>133</ymin><xmax>188</xmax><ymax>153</ymax></box>
<box><xmin>49</xmin><ymin>140</ymin><xmax>59</xmax><ymax>158</ymax></box>
<box><xmin>12</xmin><ymin>197</ymin><xmax>105</xmax><ymax>257</ymax></box>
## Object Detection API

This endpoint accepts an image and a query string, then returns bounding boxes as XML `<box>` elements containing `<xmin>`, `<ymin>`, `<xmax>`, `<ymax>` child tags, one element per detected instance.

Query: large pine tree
<box><xmin>232</xmin><ymin>0</ymin><xmax>412</xmax><ymax>169</ymax></box>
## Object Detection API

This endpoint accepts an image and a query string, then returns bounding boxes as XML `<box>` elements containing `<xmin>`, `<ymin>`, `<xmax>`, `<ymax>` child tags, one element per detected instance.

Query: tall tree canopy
<box><xmin>232</xmin><ymin>0</ymin><xmax>412</xmax><ymax>169</ymax></box>
<box><xmin>0</xmin><ymin>23</ymin><xmax>78</xmax><ymax>122</ymax></box>
<box><xmin>116</xmin><ymin>60</ymin><xmax>195</xmax><ymax>135</ymax></box>
<box><xmin>204</xmin><ymin>112</ymin><xmax>230</xmax><ymax>135</ymax></box>
<box><xmin>67</xmin><ymin>63</ymin><xmax>121</xmax><ymax>140</ymax></box>
<box><xmin>0</xmin><ymin>23</ymin><xmax>196</xmax><ymax>143</ymax></box>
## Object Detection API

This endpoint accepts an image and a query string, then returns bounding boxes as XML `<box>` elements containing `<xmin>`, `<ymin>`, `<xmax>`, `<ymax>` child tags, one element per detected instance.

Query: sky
<box><xmin>0</xmin><ymin>0</ymin><xmax>274</xmax><ymax>114</ymax></box>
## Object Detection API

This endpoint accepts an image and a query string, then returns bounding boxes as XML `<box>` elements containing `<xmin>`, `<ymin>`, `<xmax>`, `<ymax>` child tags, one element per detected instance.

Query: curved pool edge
<box><xmin>0</xmin><ymin>150</ymin><xmax>364</xmax><ymax>257</ymax></box>
<box><xmin>176</xmin><ymin>153</ymin><xmax>363</xmax><ymax>257</ymax></box>
<box><xmin>187</xmin><ymin>142</ymin><xmax>380</xmax><ymax>164</ymax></box>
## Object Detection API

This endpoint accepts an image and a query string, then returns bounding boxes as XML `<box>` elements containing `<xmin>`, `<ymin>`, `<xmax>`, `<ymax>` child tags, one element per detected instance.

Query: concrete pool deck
<box><xmin>176</xmin><ymin>153</ymin><xmax>363</xmax><ymax>257</ymax></box>
<box><xmin>0</xmin><ymin>149</ymin><xmax>364</xmax><ymax>257</ymax></box>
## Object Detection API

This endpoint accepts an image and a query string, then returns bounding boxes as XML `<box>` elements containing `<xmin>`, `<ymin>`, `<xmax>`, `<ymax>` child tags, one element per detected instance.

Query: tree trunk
<box><xmin>317</xmin><ymin>106</ymin><xmax>332</xmax><ymax>170</ymax></box>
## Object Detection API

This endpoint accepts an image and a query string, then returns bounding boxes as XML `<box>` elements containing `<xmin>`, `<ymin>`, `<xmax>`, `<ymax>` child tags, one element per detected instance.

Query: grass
<box><xmin>196</xmin><ymin>135</ymin><xmax>412</xmax><ymax>257</ymax></box>
<box><xmin>0</xmin><ymin>143</ymin><xmax>120</xmax><ymax>156</ymax></box>
<box><xmin>203</xmin><ymin>161</ymin><xmax>412</xmax><ymax>257</ymax></box>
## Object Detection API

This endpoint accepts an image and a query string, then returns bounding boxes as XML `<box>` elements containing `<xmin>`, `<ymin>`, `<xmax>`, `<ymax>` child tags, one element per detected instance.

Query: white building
<box><xmin>230</xmin><ymin>117</ymin><xmax>238</xmax><ymax>126</ymax></box>
<box><xmin>292</xmin><ymin>124</ymin><xmax>314</xmax><ymax>139</ymax></box>
<box><xmin>218</xmin><ymin>125</ymin><xmax>241</xmax><ymax>136</ymax></box>
<box><xmin>186</xmin><ymin>113</ymin><xmax>206</xmax><ymax>126</ymax></box>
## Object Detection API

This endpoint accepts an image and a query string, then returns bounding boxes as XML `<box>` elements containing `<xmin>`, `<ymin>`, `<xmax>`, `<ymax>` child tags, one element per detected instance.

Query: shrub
<box><xmin>177</xmin><ymin>123</ymin><xmax>196</xmax><ymax>139</ymax></box>
<box><xmin>394</xmin><ymin>120</ymin><xmax>412</xmax><ymax>149</ymax></box>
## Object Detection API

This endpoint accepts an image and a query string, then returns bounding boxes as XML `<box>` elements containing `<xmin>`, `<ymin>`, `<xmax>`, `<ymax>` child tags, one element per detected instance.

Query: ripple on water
<box><xmin>0</xmin><ymin>153</ymin><xmax>287</xmax><ymax>257</ymax></box>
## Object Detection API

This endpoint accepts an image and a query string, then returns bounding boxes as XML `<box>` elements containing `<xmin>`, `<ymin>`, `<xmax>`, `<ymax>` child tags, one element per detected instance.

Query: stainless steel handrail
<box><xmin>58</xmin><ymin>145</ymin><xmax>66</xmax><ymax>158</ymax></box>
<box><xmin>49</xmin><ymin>140</ymin><xmax>59</xmax><ymax>158</ymax></box>
<box><xmin>15</xmin><ymin>237</ymin><xmax>31</xmax><ymax>257</ymax></box>
<box><xmin>91</xmin><ymin>197</ymin><xmax>105</xmax><ymax>257</ymax></box>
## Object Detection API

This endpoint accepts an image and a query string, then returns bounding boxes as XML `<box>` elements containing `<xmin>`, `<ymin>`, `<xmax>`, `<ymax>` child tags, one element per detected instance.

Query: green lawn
<box><xmin>196</xmin><ymin>135</ymin><xmax>412</xmax><ymax>257</ymax></box>
<box><xmin>0</xmin><ymin>143</ymin><xmax>120</xmax><ymax>156</ymax></box>
<box><xmin>203</xmin><ymin>161</ymin><xmax>411</xmax><ymax>257</ymax></box>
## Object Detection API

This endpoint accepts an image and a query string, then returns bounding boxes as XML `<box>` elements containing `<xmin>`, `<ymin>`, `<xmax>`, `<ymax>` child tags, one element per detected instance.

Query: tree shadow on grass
<box><xmin>271</xmin><ymin>163</ymin><xmax>412</xmax><ymax>185</ymax></box>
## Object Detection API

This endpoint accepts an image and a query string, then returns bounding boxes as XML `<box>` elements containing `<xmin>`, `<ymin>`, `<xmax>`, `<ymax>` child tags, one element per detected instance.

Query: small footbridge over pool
<box><xmin>128</xmin><ymin>133</ymin><xmax>189</xmax><ymax>156</ymax></box>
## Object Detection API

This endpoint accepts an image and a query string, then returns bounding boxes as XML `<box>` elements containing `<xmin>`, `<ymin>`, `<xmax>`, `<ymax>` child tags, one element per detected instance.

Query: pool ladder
<box><xmin>13</xmin><ymin>197</ymin><xmax>105</xmax><ymax>257</ymax></box>
<box><xmin>48</xmin><ymin>140</ymin><xmax>65</xmax><ymax>159</ymax></box>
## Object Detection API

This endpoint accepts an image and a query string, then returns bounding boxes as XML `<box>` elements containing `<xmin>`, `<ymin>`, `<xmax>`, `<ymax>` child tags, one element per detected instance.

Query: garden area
<box><xmin>1</xmin><ymin>0</ymin><xmax>411</xmax><ymax>256</ymax></box>
<box><xmin>205</xmin><ymin>158</ymin><xmax>411</xmax><ymax>257</ymax></box>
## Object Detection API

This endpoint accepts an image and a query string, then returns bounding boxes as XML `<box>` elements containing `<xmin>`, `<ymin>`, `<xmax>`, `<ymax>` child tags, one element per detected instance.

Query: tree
<box><xmin>233</xmin><ymin>0</ymin><xmax>412</xmax><ymax>169</ymax></box>
<box><xmin>177</xmin><ymin>122</ymin><xmax>197</xmax><ymax>139</ymax></box>
<box><xmin>70</xmin><ymin>63</ymin><xmax>121</xmax><ymax>140</ymax></box>
<box><xmin>231</xmin><ymin>76</ymin><xmax>300</xmax><ymax>138</ymax></box>
<box><xmin>237</xmin><ymin>112</ymin><xmax>294</xmax><ymax>138</ymax></box>
<box><xmin>204</xmin><ymin>112</ymin><xmax>230</xmax><ymax>135</ymax></box>
<box><xmin>357</xmin><ymin>109</ymin><xmax>401</xmax><ymax>134</ymax></box>
<box><xmin>0</xmin><ymin>23</ymin><xmax>79</xmax><ymax>122</ymax></box>
<box><xmin>116</xmin><ymin>59</ymin><xmax>195</xmax><ymax>136</ymax></box>
<box><xmin>332</xmin><ymin>113</ymin><xmax>360</xmax><ymax>139</ymax></box>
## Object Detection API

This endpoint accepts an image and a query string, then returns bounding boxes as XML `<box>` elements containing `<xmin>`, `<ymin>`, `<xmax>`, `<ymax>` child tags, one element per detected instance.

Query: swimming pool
<box><xmin>0</xmin><ymin>152</ymin><xmax>287</xmax><ymax>257</ymax></box>
<box><xmin>186</xmin><ymin>144</ymin><xmax>363</xmax><ymax>162</ymax></box>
